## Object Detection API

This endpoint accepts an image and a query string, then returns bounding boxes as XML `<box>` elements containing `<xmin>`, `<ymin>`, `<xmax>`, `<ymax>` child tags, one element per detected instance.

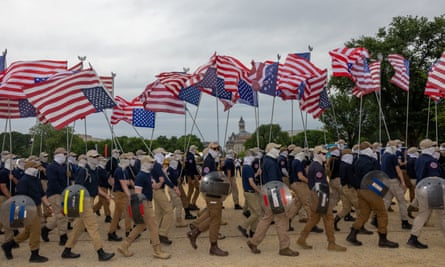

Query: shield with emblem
<box><xmin>0</xmin><ymin>195</ymin><xmax>37</xmax><ymax>229</ymax></box>
<box><xmin>128</xmin><ymin>193</ymin><xmax>146</xmax><ymax>224</ymax></box>
<box><xmin>261</xmin><ymin>180</ymin><xmax>294</xmax><ymax>214</ymax></box>
<box><xmin>313</xmin><ymin>182</ymin><xmax>330</xmax><ymax>214</ymax></box>
<box><xmin>61</xmin><ymin>184</ymin><xmax>90</xmax><ymax>218</ymax></box>
<box><xmin>200</xmin><ymin>171</ymin><xmax>231</xmax><ymax>200</ymax></box>
<box><xmin>416</xmin><ymin>177</ymin><xmax>445</xmax><ymax>209</ymax></box>
<box><xmin>360</xmin><ymin>170</ymin><xmax>390</xmax><ymax>197</ymax></box>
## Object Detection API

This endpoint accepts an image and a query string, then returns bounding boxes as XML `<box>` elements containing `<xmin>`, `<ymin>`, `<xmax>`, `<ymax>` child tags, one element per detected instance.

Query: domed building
<box><xmin>225</xmin><ymin>117</ymin><xmax>251</xmax><ymax>154</ymax></box>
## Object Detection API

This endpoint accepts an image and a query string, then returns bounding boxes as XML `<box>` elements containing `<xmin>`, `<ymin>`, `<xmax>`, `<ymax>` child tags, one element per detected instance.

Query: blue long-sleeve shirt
<box><xmin>46</xmin><ymin>161</ymin><xmax>69</xmax><ymax>197</ymax></box>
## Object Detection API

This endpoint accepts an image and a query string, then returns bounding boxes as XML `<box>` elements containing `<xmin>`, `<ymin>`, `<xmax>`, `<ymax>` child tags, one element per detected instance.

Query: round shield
<box><xmin>260</xmin><ymin>181</ymin><xmax>294</xmax><ymax>215</ymax></box>
<box><xmin>200</xmin><ymin>171</ymin><xmax>231</xmax><ymax>200</ymax></box>
<box><xmin>128</xmin><ymin>193</ymin><xmax>147</xmax><ymax>224</ymax></box>
<box><xmin>0</xmin><ymin>195</ymin><xmax>37</xmax><ymax>229</ymax></box>
<box><xmin>416</xmin><ymin>176</ymin><xmax>445</xmax><ymax>209</ymax></box>
<box><xmin>360</xmin><ymin>170</ymin><xmax>390</xmax><ymax>197</ymax></box>
<box><xmin>61</xmin><ymin>184</ymin><xmax>90</xmax><ymax>218</ymax></box>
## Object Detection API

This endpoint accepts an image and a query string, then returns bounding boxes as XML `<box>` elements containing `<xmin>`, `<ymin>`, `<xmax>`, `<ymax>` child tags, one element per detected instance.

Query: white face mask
<box><xmin>130</xmin><ymin>159</ymin><xmax>136</xmax><ymax>166</ymax></box>
<box><xmin>78</xmin><ymin>159</ymin><xmax>87</xmax><ymax>168</ymax></box>
<box><xmin>88</xmin><ymin>157</ymin><xmax>98</xmax><ymax>168</ymax></box>
<box><xmin>360</xmin><ymin>148</ymin><xmax>375</xmax><ymax>158</ymax></box>
<box><xmin>40</xmin><ymin>157</ymin><xmax>48</xmax><ymax>163</ymax></box>
<box><xmin>243</xmin><ymin>156</ymin><xmax>254</xmax><ymax>166</ymax></box>
<box><xmin>422</xmin><ymin>147</ymin><xmax>435</xmax><ymax>155</ymax></box>
<box><xmin>54</xmin><ymin>154</ymin><xmax>66</xmax><ymax>164</ymax></box>
<box><xmin>209</xmin><ymin>149</ymin><xmax>218</xmax><ymax>159</ymax></box>
<box><xmin>169</xmin><ymin>159</ymin><xmax>178</xmax><ymax>169</ymax></box>
<box><xmin>112</xmin><ymin>152</ymin><xmax>120</xmax><ymax>159</ymax></box>
<box><xmin>256</xmin><ymin>152</ymin><xmax>263</xmax><ymax>159</ymax></box>
<box><xmin>154</xmin><ymin>154</ymin><xmax>165</xmax><ymax>164</ymax></box>
<box><xmin>175</xmin><ymin>154</ymin><xmax>182</xmax><ymax>161</ymax></box>
<box><xmin>280</xmin><ymin>151</ymin><xmax>288</xmax><ymax>157</ymax></box>
<box><xmin>119</xmin><ymin>158</ymin><xmax>130</xmax><ymax>168</ymax></box>
<box><xmin>4</xmin><ymin>159</ymin><xmax>13</xmax><ymax>170</ymax></box>
<box><xmin>314</xmin><ymin>153</ymin><xmax>326</xmax><ymax>163</ymax></box>
<box><xmin>267</xmin><ymin>148</ymin><xmax>280</xmax><ymax>159</ymax></box>
<box><xmin>296</xmin><ymin>152</ymin><xmax>306</xmax><ymax>161</ymax></box>
<box><xmin>25</xmin><ymin>167</ymin><xmax>39</xmax><ymax>177</ymax></box>
<box><xmin>433</xmin><ymin>152</ymin><xmax>440</xmax><ymax>160</ymax></box>
<box><xmin>341</xmin><ymin>154</ymin><xmax>353</xmax><ymax>165</ymax></box>
<box><xmin>18</xmin><ymin>162</ymin><xmax>25</xmax><ymax>170</ymax></box>
<box><xmin>141</xmin><ymin>162</ymin><xmax>154</xmax><ymax>172</ymax></box>
<box><xmin>338</xmin><ymin>144</ymin><xmax>345</xmax><ymax>150</ymax></box>
<box><xmin>331</xmin><ymin>150</ymin><xmax>340</xmax><ymax>157</ymax></box>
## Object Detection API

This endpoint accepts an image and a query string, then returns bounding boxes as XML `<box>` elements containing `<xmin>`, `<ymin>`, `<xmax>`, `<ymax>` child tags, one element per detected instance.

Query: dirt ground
<box><xmin>3</xmin><ymin>179</ymin><xmax>445</xmax><ymax>267</ymax></box>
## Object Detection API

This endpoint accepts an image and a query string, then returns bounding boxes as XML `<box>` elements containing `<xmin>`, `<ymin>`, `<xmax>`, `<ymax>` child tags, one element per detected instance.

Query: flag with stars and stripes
<box><xmin>0</xmin><ymin>99</ymin><xmax>36</xmax><ymax>119</ymax></box>
<box><xmin>0</xmin><ymin>53</ymin><xmax>5</xmax><ymax>72</ymax></box>
<box><xmin>140</xmin><ymin>80</ymin><xmax>185</xmax><ymax>114</ymax></box>
<box><xmin>23</xmin><ymin>69</ymin><xmax>116</xmax><ymax>130</ymax></box>
<box><xmin>237</xmin><ymin>79</ymin><xmax>258</xmax><ymax>107</ymax></box>
<box><xmin>425</xmin><ymin>52</ymin><xmax>445</xmax><ymax>100</ymax></box>
<box><xmin>178</xmin><ymin>86</ymin><xmax>201</xmax><ymax>106</ymax></box>
<box><xmin>249</xmin><ymin>61</ymin><xmax>279</xmax><ymax>96</ymax></box>
<box><xmin>111</xmin><ymin>96</ymin><xmax>156</xmax><ymax>128</ymax></box>
<box><xmin>188</xmin><ymin>67</ymin><xmax>232</xmax><ymax>100</ymax></box>
<box><xmin>388</xmin><ymin>54</ymin><xmax>410</xmax><ymax>92</ymax></box>
<box><xmin>133</xmin><ymin>108</ymin><xmax>155</xmax><ymax>128</ymax></box>
<box><xmin>99</xmin><ymin>76</ymin><xmax>114</xmax><ymax>95</ymax></box>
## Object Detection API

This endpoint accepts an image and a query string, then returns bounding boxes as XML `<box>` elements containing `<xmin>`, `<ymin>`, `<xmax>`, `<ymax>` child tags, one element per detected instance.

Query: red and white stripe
<box><xmin>388</xmin><ymin>54</ymin><xmax>409</xmax><ymax>91</ymax></box>
<box><xmin>0</xmin><ymin>60</ymin><xmax>67</xmax><ymax>99</ymax></box>
<box><xmin>140</xmin><ymin>80</ymin><xmax>185</xmax><ymax>114</ymax></box>
<box><xmin>110</xmin><ymin>96</ymin><xmax>144</xmax><ymax>125</ymax></box>
<box><xmin>99</xmin><ymin>76</ymin><xmax>114</xmax><ymax>95</ymax></box>
<box><xmin>425</xmin><ymin>52</ymin><xmax>445</xmax><ymax>99</ymax></box>
<box><xmin>216</xmin><ymin>55</ymin><xmax>251</xmax><ymax>100</ymax></box>
<box><xmin>329</xmin><ymin>47</ymin><xmax>369</xmax><ymax>78</ymax></box>
<box><xmin>300</xmin><ymin>69</ymin><xmax>328</xmax><ymax>118</ymax></box>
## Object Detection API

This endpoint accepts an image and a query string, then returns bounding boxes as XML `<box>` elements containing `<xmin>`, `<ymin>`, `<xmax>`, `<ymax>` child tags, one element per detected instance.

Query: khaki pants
<box><xmin>126</xmin><ymin>200</ymin><xmax>160</xmax><ymax>246</ymax></box>
<box><xmin>45</xmin><ymin>194</ymin><xmax>67</xmax><ymax>235</ymax></box>
<box><xmin>0</xmin><ymin>195</ymin><xmax>14</xmax><ymax>243</ymax></box>
<box><xmin>411</xmin><ymin>185</ymin><xmax>445</xmax><ymax>237</ymax></box>
<box><xmin>329</xmin><ymin>178</ymin><xmax>342</xmax><ymax>210</ymax></box>
<box><xmin>195</xmin><ymin>196</ymin><xmax>222</xmax><ymax>243</ymax></box>
<box><xmin>299</xmin><ymin>192</ymin><xmax>336</xmax><ymax>244</ymax></box>
<box><xmin>65</xmin><ymin>198</ymin><xmax>103</xmax><ymax>250</ymax></box>
<box><xmin>153</xmin><ymin>189</ymin><xmax>173</xmax><ymax>237</ymax></box>
<box><xmin>168</xmin><ymin>187</ymin><xmax>183</xmax><ymax>219</ymax></box>
<box><xmin>186</xmin><ymin>175</ymin><xmax>200</xmax><ymax>206</ymax></box>
<box><xmin>288</xmin><ymin>182</ymin><xmax>311</xmax><ymax>221</ymax></box>
<box><xmin>109</xmin><ymin>191</ymin><xmax>131</xmax><ymax>233</ymax></box>
<box><xmin>383</xmin><ymin>179</ymin><xmax>409</xmax><ymax>221</ymax></box>
<box><xmin>338</xmin><ymin>185</ymin><xmax>359</xmax><ymax>218</ymax></box>
<box><xmin>240</xmin><ymin>192</ymin><xmax>261</xmax><ymax>231</ymax></box>
<box><xmin>228</xmin><ymin>176</ymin><xmax>240</xmax><ymax>206</ymax></box>
<box><xmin>14</xmin><ymin>208</ymin><xmax>42</xmax><ymax>251</ymax></box>
<box><xmin>93</xmin><ymin>186</ymin><xmax>111</xmax><ymax>216</ymax></box>
<box><xmin>353</xmin><ymin>189</ymin><xmax>388</xmax><ymax>234</ymax></box>
<box><xmin>250</xmin><ymin>206</ymin><xmax>290</xmax><ymax>249</ymax></box>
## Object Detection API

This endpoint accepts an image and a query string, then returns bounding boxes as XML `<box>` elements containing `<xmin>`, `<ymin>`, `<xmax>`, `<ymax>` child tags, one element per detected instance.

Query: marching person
<box><xmin>61</xmin><ymin>150</ymin><xmax>115</xmax><ymax>261</ymax></box>
<box><xmin>237</xmin><ymin>149</ymin><xmax>261</xmax><ymax>238</ymax></box>
<box><xmin>108</xmin><ymin>153</ymin><xmax>133</xmax><ymax>241</ymax></box>
<box><xmin>346</xmin><ymin>141</ymin><xmax>399</xmax><ymax>248</ymax></box>
<box><xmin>0</xmin><ymin>156</ymin><xmax>15</xmax><ymax>244</ymax></box>
<box><xmin>117</xmin><ymin>155</ymin><xmax>171</xmax><ymax>259</ymax></box>
<box><xmin>2</xmin><ymin>160</ymin><xmax>53</xmax><ymax>263</ymax></box>
<box><xmin>406</xmin><ymin>147</ymin><xmax>419</xmax><ymax>218</ymax></box>
<box><xmin>246</xmin><ymin>143</ymin><xmax>299</xmax><ymax>257</ymax></box>
<box><xmin>187</xmin><ymin>142</ymin><xmax>229</xmax><ymax>256</ymax></box>
<box><xmin>166</xmin><ymin>150</ymin><xmax>188</xmax><ymax>228</ymax></box>
<box><xmin>222</xmin><ymin>149</ymin><xmax>242</xmax><ymax>210</ymax></box>
<box><xmin>93</xmin><ymin>156</ymin><xmax>112</xmax><ymax>223</ymax></box>
<box><xmin>184</xmin><ymin>145</ymin><xmax>201</xmax><ymax>211</ymax></box>
<box><xmin>297</xmin><ymin>146</ymin><xmax>347</xmax><ymax>252</ymax></box>
<box><xmin>381</xmin><ymin>140</ymin><xmax>412</xmax><ymax>230</ymax></box>
<box><xmin>407</xmin><ymin>139</ymin><xmax>445</xmax><ymax>248</ymax></box>
<box><xmin>41</xmin><ymin>147</ymin><xmax>69</xmax><ymax>246</ymax></box>
<box><xmin>152</xmin><ymin>147</ymin><xmax>180</xmax><ymax>245</ymax></box>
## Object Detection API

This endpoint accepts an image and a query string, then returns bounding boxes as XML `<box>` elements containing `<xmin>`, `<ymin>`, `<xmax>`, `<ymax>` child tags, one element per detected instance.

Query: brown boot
<box><xmin>117</xmin><ymin>241</ymin><xmax>134</xmax><ymax>257</ymax></box>
<box><xmin>152</xmin><ymin>244</ymin><xmax>171</xmax><ymax>259</ymax></box>
<box><xmin>209</xmin><ymin>242</ymin><xmax>228</xmax><ymax>256</ymax></box>
<box><xmin>187</xmin><ymin>228</ymin><xmax>201</xmax><ymax>249</ymax></box>
<box><xmin>246</xmin><ymin>240</ymin><xmax>261</xmax><ymax>254</ymax></box>
<box><xmin>327</xmin><ymin>242</ymin><xmax>347</xmax><ymax>252</ymax></box>
<box><xmin>297</xmin><ymin>236</ymin><xmax>312</xmax><ymax>249</ymax></box>
<box><xmin>279</xmin><ymin>247</ymin><xmax>299</xmax><ymax>256</ymax></box>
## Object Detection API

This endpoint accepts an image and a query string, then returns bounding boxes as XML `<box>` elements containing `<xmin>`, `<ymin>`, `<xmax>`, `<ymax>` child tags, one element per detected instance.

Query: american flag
<box><xmin>216</xmin><ymin>55</ymin><xmax>251</xmax><ymax>100</ymax></box>
<box><xmin>300</xmin><ymin>69</ymin><xmax>328</xmax><ymax>119</ymax></box>
<box><xmin>23</xmin><ymin>69</ymin><xmax>116</xmax><ymax>130</ymax></box>
<box><xmin>0</xmin><ymin>60</ymin><xmax>67</xmax><ymax>99</ymax></box>
<box><xmin>111</xmin><ymin>96</ymin><xmax>155</xmax><ymax>128</ymax></box>
<box><xmin>425</xmin><ymin>52</ymin><xmax>445</xmax><ymax>100</ymax></box>
<box><xmin>351</xmin><ymin>61</ymin><xmax>381</xmax><ymax>97</ymax></box>
<box><xmin>329</xmin><ymin>47</ymin><xmax>369</xmax><ymax>78</ymax></box>
<box><xmin>388</xmin><ymin>54</ymin><xmax>410</xmax><ymax>91</ymax></box>
<box><xmin>178</xmin><ymin>86</ymin><xmax>201</xmax><ymax>106</ymax></box>
<box><xmin>237</xmin><ymin>79</ymin><xmax>258</xmax><ymax>107</ymax></box>
<box><xmin>190</xmin><ymin>67</ymin><xmax>232</xmax><ymax>100</ymax></box>
<box><xmin>99</xmin><ymin>75</ymin><xmax>114</xmax><ymax>95</ymax></box>
<box><xmin>0</xmin><ymin>53</ymin><xmax>5</xmax><ymax>72</ymax></box>
<box><xmin>0</xmin><ymin>99</ymin><xmax>36</xmax><ymax>119</ymax></box>
<box><xmin>139</xmin><ymin>80</ymin><xmax>185</xmax><ymax>114</ymax></box>
<box><xmin>249</xmin><ymin>61</ymin><xmax>278</xmax><ymax>96</ymax></box>
<box><xmin>277</xmin><ymin>53</ymin><xmax>323</xmax><ymax>100</ymax></box>
<box><xmin>156</xmin><ymin>71</ymin><xmax>205</xmax><ymax>98</ymax></box>
<box><xmin>133</xmin><ymin>108</ymin><xmax>155</xmax><ymax>128</ymax></box>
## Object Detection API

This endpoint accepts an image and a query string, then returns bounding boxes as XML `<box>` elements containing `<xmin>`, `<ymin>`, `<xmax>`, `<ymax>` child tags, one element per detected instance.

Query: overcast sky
<box><xmin>1</xmin><ymin>0</ymin><xmax>443</xmax><ymax>144</ymax></box>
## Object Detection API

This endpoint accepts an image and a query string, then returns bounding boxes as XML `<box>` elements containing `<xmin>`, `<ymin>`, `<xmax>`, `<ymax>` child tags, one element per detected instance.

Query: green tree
<box><xmin>244</xmin><ymin>124</ymin><xmax>290</xmax><ymax>149</ymax></box>
<box><xmin>324</xmin><ymin>15</ymin><xmax>445</xmax><ymax>146</ymax></box>
<box><xmin>291</xmin><ymin>129</ymin><xmax>330</xmax><ymax>148</ymax></box>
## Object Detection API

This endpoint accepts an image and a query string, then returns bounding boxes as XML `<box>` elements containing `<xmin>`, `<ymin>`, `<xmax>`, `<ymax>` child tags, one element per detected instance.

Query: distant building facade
<box><xmin>225</xmin><ymin>117</ymin><xmax>251</xmax><ymax>154</ymax></box>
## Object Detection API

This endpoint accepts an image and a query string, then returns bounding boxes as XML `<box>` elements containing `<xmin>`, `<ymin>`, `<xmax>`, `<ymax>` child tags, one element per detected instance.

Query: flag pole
<box><xmin>131</xmin><ymin>125</ymin><xmax>151</xmax><ymax>153</ymax></box>
<box><xmin>291</xmin><ymin>100</ymin><xmax>294</xmax><ymax>144</ymax></box>
<box><xmin>405</xmin><ymin>90</ymin><xmax>410</xmax><ymax>144</ymax></box>
<box><xmin>268</xmin><ymin>54</ymin><xmax>281</xmax><ymax>143</ymax></box>
<box><xmin>223</xmin><ymin>109</ymin><xmax>230</xmax><ymax>152</ymax></box>
<box><xmin>435</xmin><ymin>100</ymin><xmax>438</xmax><ymax>144</ymax></box>
<box><xmin>426</xmin><ymin>97</ymin><xmax>431</xmax><ymax>138</ymax></box>
<box><xmin>299</xmin><ymin>108</ymin><xmax>308</xmax><ymax>149</ymax></box>
<box><xmin>358</xmin><ymin>95</ymin><xmax>363</xmax><ymax>146</ymax></box>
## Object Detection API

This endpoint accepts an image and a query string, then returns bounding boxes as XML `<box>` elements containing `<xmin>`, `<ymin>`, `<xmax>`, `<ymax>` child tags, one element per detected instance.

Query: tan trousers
<box><xmin>299</xmin><ymin>192</ymin><xmax>336</xmax><ymax>244</ymax></box>
<box><xmin>288</xmin><ymin>182</ymin><xmax>312</xmax><ymax>221</ymax></box>
<box><xmin>195</xmin><ymin>196</ymin><xmax>222</xmax><ymax>243</ymax></box>
<box><xmin>249</xmin><ymin>206</ymin><xmax>290</xmax><ymax>249</ymax></box>
<box><xmin>411</xmin><ymin>185</ymin><xmax>445</xmax><ymax>237</ymax></box>
<box><xmin>93</xmin><ymin>186</ymin><xmax>111</xmax><ymax>216</ymax></box>
<box><xmin>14</xmin><ymin>208</ymin><xmax>42</xmax><ymax>251</ymax></box>
<box><xmin>45</xmin><ymin>194</ymin><xmax>67</xmax><ymax>235</ymax></box>
<box><xmin>383</xmin><ymin>179</ymin><xmax>409</xmax><ymax>221</ymax></box>
<box><xmin>153</xmin><ymin>189</ymin><xmax>173</xmax><ymax>237</ymax></box>
<box><xmin>186</xmin><ymin>175</ymin><xmax>200</xmax><ymax>206</ymax></box>
<box><xmin>228</xmin><ymin>176</ymin><xmax>240</xmax><ymax>205</ymax></box>
<box><xmin>168</xmin><ymin>187</ymin><xmax>183</xmax><ymax>219</ymax></box>
<box><xmin>338</xmin><ymin>185</ymin><xmax>359</xmax><ymax>218</ymax></box>
<box><xmin>329</xmin><ymin>178</ymin><xmax>343</xmax><ymax>210</ymax></box>
<box><xmin>109</xmin><ymin>192</ymin><xmax>131</xmax><ymax>233</ymax></box>
<box><xmin>353</xmin><ymin>189</ymin><xmax>388</xmax><ymax>234</ymax></box>
<box><xmin>126</xmin><ymin>200</ymin><xmax>160</xmax><ymax>246</ymax></box>
<box><xmin>65</xmin><ymin>198</ymin><xmax>103</xmax><ymax>250</ymax></box>
<box><xmin>0</xmin><ymin>195</ymin><xmax>14</xmax><ymax>243</ymax></box>
<box><xmin>240</xmin><ymin>192</ymin><xmax>261</xmax><ymax>231</ymax></box>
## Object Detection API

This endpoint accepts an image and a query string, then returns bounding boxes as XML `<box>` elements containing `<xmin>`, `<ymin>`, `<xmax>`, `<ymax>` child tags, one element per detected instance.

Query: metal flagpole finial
<box><xmin>308</xmin><ymin>45</ymin><xmax>313</xmax><ymax>52</ymax></box>
<box><xmin>183</xmin><ymin>67</ymin><xmax>190</xmax><ymax>74</ymax></box>
<box><xmin>2</xmin><ymin>49</ymin><xmax>6</xmax><ymax>56</ymax></box>
<box><xmin>77</xmin><ymin>56</ymin><xmax>86</xmax><ymax>62</ymax></box>
<box><xmin>277</xmin><ymin>54</ymin><xmax>281</xmax><ymax>61</ymax></box>
<box><xmin>111</xmin><ymin>72</ymin><xmax>116</xmax><ymax>78</ymax></box>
